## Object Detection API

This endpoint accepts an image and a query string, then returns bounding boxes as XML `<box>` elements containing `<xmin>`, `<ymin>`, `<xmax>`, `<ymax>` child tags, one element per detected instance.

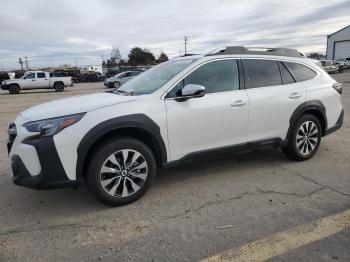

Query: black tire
<box><xmin>86</xmin><ymin>137</ymin><xmax>157</xmax><ymax>206</ymax></box>
<box><xmin>283</xmin><ymin>114</ymin><xmax>322</xmax><ymax>161</ymax></box>
<box><xmin>54</xmin><ymin>82</ymin><xmax>64</xmax><ymax>92</ymax></box>
<box><xmin>8</xmin><ymin>84</ymin><xmax>20</xmax><ymax>94</ymax></box>
<box><xmin>113</xmin><ymin>81</ymin><xmax>121</xmax><ymax>89</ymax></box>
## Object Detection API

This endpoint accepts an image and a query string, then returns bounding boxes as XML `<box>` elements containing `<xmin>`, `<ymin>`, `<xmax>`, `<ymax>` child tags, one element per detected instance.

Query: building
<box><xmin>81</xmin><ymin>65</ymin><xmax>103</xmax><ymax>74</ymax></box>
<box><xmin>326</xmin><ymin>25</ymin><xmax>350</xmax><ymax>60</ymax></box>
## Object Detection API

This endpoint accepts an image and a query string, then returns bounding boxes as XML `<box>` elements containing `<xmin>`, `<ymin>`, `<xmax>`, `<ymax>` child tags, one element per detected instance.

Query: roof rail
<box><xmin>206</xmin><ymin>46</ymin><xmax>305</xmax><ymax>58</ymax></box>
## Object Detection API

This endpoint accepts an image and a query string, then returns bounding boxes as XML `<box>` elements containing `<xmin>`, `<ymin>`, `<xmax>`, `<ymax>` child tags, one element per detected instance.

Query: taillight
<box><xmin>332</xmin><ymin>83</ymin><xmax>342</xmax><ymax>94</ymax></box>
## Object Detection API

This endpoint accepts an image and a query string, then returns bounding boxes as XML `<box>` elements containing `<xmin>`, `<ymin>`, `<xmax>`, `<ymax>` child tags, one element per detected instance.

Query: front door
<box><xmin>165</xmin><ymin>59</ymin><xmax>249</xmax><ymax>161</ymax></box>
<box><xmin>20</xmin><ymin>72</ymin><xmax>36</xmax><ymax>89</ymax></box>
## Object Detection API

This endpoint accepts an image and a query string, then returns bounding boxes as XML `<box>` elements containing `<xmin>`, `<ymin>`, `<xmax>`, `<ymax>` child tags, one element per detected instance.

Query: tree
<box><xmin>157</xmin><ymin>52</ymin><xmax>169</xmax><ymax>63</ymax></box>
<box><xmin>307</xmin><ymin>53</ymin><xmax>324</xmax><ymax>60</ymax></box>
<box><xmin>128</xmin><ymin>47</ymin><xmax>156</xmax><ymax>65</ymax></box>
<box><xmin>118</xmin><ymin>59</ymin><xmax>127</xmax><ymax>66</ymax></box>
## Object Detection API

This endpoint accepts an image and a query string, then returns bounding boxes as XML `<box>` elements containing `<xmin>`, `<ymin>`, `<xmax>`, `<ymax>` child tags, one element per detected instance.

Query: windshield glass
<box><xmin>116</xmin><ymin>58</ymin><xmax>197</xmax><ymax>95</ymax></box>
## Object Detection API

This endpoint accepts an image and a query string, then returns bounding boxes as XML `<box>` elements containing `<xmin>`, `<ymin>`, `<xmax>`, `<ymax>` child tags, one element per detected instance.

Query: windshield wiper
<box><xmin>114</xmin><ymin>89</ymin><xmax>134</xmax><ymax>96</ymax></box>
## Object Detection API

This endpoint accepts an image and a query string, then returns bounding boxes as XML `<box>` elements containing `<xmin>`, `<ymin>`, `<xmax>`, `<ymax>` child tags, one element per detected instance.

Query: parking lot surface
<box><xmin>0</xmin><ymin>73</ymin><xmax>349</xmax><ymax>261</ymax></box>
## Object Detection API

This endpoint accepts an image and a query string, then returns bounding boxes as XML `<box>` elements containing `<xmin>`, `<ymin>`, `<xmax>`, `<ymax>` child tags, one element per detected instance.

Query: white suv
<box><xmin>7</xmin><ymin>46</ymin><xmax>344</xmax><ymax>206</ymax></box>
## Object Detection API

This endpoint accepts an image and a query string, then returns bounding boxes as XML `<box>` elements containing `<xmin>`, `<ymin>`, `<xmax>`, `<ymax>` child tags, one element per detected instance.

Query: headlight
<box><xmin>23</xmin><ymin>113</ymin><xmax>85</xmax><ymax>136</ymax></box>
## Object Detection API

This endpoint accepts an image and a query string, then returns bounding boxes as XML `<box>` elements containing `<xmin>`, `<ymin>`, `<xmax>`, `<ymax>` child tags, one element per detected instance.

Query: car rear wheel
<box><xmin>86</xmin><ymin>137</ymin><xmax>157</xmax><ymax>206</ymax></box>
<box><xmin>8</xmin><ymin>85</ymin><xmax>20</xmax><ymax>94</ymax></box>
<box><xmin>283</xmin><ymin>114</ymin><xmax>322</xmax><ymax>161</ymax></box>
<box><xmin>54</xmin><ymin>82</ymin><xmax>64</xmax><ymax>92</ymax></box>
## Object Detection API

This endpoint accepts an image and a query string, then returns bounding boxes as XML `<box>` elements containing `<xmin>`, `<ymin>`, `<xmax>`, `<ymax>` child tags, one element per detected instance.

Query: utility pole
<box><xmin>184</xmin><ymin>36</ymin><xmax>188</xmax><ymax>55</ymax></box>
<box><xmin>18</xmin><ymin>57</ymin><xmax>24</xmax><ymax>70</ymax></box>
<box><xmin>101</xmin><ymin>53</ymin><xmax>104</xmax><ymax>66</ymax></box>
<box><xmin>24</xmin><ymin>56</ymin><xmax>29</xmax><ymax>70</ymax></box>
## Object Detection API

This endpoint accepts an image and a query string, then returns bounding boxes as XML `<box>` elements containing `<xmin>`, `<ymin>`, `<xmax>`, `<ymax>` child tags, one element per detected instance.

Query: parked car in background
<box><xmin>0</xmin><ymin>72</ymin><xmax>10</xmax><ymax>87</ymax></box>
<box><xmin>69</xmin><ymin>72</ymin><xmax>105</xmax><ymax>83</ymax></box>
<box><xmin>104</xmin><ymin>71</ymin><xmax>141</xmax><ymax>88</ymax></box>
<box><xmin>335</xmin><ymin>58</ymin><xmax>350</xmax><ymax>69</ymax></box>
<box><xmin>321</xmin><ymin>60</ymin><xmax>343</xmax><ymax>73</ymax></box>
<box><xmin>7</xmin><ymin>46</ymin><xmax>343</xmax><ymax>206</ymax></box>
<box><xmin>1</xmin><ymin>71</ymin><xmax>73</xmax><ymax>94</ymax></box>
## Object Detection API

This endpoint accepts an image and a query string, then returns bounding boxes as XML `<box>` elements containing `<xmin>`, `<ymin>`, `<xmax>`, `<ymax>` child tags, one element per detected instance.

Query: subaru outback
<box><xmin>7</xmin><ymin>46</ymin><xmax>344</xmax><ymax>206</ymax></box>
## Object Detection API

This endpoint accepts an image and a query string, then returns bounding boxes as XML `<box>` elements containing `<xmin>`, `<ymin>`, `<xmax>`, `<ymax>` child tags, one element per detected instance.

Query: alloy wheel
<box><xmin>296</xmin><ymin>120</ymin><xmax>319</xmax><ymax>156</ymax></box>
<box><xmin>99</xmin><ymin>149</ymin><xmax>148</xmax><ymax>198</ymax></box>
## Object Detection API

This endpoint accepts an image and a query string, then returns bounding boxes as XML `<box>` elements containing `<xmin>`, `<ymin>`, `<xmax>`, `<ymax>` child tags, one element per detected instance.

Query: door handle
<box><xmin>231</xmin><ymin>100</ymin><xmax>246</xmax><ymax>107</ymax></box>
<box><xmin>289</xmin><ymin>92</ymin><xmax>302</xmax><ymax>99</ymax></box>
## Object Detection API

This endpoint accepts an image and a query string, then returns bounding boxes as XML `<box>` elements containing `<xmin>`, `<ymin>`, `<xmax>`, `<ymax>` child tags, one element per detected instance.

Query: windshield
<box><xmin>115</xmin><ymin>58</ymin><xmax>197</xmax><ymax>95</ymax></box>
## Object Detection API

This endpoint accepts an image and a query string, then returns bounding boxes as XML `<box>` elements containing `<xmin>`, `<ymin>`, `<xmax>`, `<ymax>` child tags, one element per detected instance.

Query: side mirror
<box><xmin>176</xmin><ymin>84</ymin><xmax>205</xmax><ymax>101</ymax></box>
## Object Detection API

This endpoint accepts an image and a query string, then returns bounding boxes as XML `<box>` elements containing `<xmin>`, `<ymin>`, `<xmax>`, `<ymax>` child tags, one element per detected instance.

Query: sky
<box><xmin>0</xmin><ymin>0</ymin><xmax>350</xmax><ymax>70</ymax></box>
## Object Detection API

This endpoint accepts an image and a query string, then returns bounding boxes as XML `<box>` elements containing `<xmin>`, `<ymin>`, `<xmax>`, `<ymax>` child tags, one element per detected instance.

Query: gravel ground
<box><xmin>0</xmin><ymin>73</ymin><xmax>349</xmax><ymax>261</ymax></box>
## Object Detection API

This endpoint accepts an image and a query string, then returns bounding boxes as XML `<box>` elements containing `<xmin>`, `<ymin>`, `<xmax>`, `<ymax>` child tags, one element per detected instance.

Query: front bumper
<box><xmin>1</xmin><ymin>84</ymin><xmax>8</xmax><ymax>90</ymax></box>
<box><xmin>10</xmin><ymin>136</ymin><xmax>82</xmax><ymax>190</ymax></box>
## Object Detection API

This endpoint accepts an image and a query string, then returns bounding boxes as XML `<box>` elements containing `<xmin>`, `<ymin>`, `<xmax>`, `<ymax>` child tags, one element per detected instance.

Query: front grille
<box><xmin>8</xmin><ymin>123</ymin><xmax>17</xmax><ymax>143</ymax></box>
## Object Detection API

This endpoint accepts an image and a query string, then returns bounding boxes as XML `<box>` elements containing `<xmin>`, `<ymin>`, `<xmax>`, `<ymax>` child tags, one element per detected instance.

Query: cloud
<box><xmin>0</xmin><ymin>0</ymin><xmax>349</xmax><ymax>69</ymax></box>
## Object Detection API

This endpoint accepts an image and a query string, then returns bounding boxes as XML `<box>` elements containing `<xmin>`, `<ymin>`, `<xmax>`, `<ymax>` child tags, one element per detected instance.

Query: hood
<box><xmin>20</xmin><ymin>92</ymin><xmax>136</xmax><ymax>121</ymax></box>
<box><xmin>2</xmin><ymin>79</ymin><xmax>18</xmax><ymax>84</ymax></box>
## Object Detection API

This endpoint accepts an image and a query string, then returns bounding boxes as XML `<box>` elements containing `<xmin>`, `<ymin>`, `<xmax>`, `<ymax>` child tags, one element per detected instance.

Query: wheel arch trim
<box><xmin>287</xmin><ymin>100</ymin><xmax>327</xmax><ymax>141</ymax></box>
<box><xmin>76</xmin><ymin>114</ymin><xmax>167</xmax><ymax>180</ymax></box>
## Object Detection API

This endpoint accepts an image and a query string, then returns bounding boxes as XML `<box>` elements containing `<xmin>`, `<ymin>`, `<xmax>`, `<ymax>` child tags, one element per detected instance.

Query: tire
<box><xmin>8</xmin><ymin>85</ymin><xmax>20</xmax><ymax>94</ymax></box>
<box><xmin>54</xmin><ymin>82</ymin><xmax>64</xmax><ymax>92</ymax></box>
<box><xmin>113</xmin><ymin>81</ymin><xmax>120</xmax><ymax>89</ymax></box>
<box><xmin>86</xmin><ymin>137</ymin><xmax>157</xmax><ymax>206</ymax></box>
<box><xmin>283</xmin><ymin>114</ymin><xmax>322</xmax><ymax>161</ymax></box>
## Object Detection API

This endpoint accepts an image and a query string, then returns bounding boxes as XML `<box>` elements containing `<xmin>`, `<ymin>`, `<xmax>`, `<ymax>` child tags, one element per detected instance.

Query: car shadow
<box><xmin>3</xmin><ymin>148</ymin><xmax>290</xmax><ymax>218</ymax></box>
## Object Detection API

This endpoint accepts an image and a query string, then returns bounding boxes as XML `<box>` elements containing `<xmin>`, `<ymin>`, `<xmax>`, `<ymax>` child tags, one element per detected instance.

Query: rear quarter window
<box><xmin>283</xmin><ymin>62</ymin><xmax>317</xmax><ymax>82</ymax></box>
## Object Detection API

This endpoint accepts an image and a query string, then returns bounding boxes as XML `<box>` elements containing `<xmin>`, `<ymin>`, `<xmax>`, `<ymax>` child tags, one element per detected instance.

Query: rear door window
<box><xmin>283</xmin><ymin>62</ymin><xmax>317</xmax><ymax>82</ymax></box>
<box><xmin>243</xmin><ymin>60</ymin><xmax>282</xmax><ymax>89</ymax></box>
<box><xmin>37</xmin><ymin>72</ymin><xmax>46</xmax><ymax>78</ymax></box>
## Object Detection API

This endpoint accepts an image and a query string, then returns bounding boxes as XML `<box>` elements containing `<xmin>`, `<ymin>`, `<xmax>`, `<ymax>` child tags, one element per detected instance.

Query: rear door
<box><xmin>35</xmin><ymin>72</ymin><xmax>49</xmax><ymax>88</ymax></box>
<box><xmin>243</xmin><ymin>59</ymin><xmax>307</xmax><ymax>142</ymax></box>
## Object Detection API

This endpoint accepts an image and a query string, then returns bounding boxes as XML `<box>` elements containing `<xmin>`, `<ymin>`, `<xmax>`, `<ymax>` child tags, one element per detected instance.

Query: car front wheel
<box><xmin>9</xmin><ymin>85</ymin><xmax>20</xmax><ymax>94</ymax></box>
<box><xmin>86</xmin><ymin>137</ymin><xmax>157</xmax><ymax>206</ymax></box>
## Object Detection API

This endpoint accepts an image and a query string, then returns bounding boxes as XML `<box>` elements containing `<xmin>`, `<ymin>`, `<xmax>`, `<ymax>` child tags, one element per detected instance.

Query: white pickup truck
<box><xmin>1</xmin><ymin>71</ymin><xmax>73</xmax><ymax>94</ymax></box>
